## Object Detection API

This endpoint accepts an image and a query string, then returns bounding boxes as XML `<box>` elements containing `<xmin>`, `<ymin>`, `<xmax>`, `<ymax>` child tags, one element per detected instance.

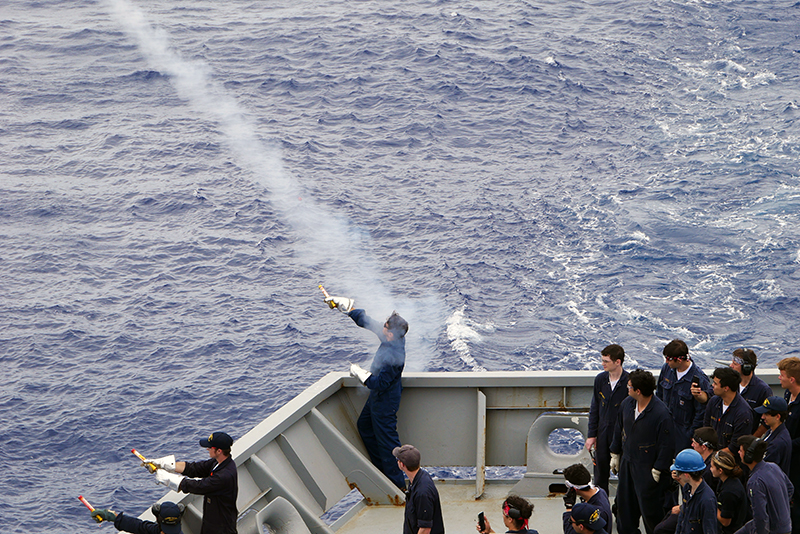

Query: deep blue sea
<box><xmin>2</xmin><ymin>0</ymin><xmax>800</xmax><ymax>531</ymax></box>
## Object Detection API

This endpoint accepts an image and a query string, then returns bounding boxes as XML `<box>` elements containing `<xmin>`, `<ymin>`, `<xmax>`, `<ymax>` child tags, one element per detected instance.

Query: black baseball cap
<box><xmin>200</xmin><ymin>431</ymin><xmax>233</xmax><ymax>449</ymax></box>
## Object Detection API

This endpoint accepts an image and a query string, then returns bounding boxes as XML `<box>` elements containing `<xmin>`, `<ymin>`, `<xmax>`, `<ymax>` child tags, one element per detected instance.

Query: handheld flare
<box><xmin>131</xmin><ymin>449</ymin><xmax>158</xmax><ymax>473</ymax></box>
<box><xmin>319</xmin><ymin>285</ymin><xmax>336</xmax><ymax>308</ymax></box>
<box><xmin>79</xmin><ymin>495</ymin><xmax>104</xmax><ymax>523</ymax></box>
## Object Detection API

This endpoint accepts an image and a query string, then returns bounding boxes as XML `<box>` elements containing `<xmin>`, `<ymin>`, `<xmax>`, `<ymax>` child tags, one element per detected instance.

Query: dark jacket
<box><xmin>181</xmin><ymin>456</ymin><xmax>238</xmax><ymax>534</ymax></box>
<box><xmin>764</xmin><ymin>423</ymin><xmax>792</xmax><ymax>476</ymax></box>
<box><xmin>588</xmin><ymin>371</ymin><xmax>630</xmax><ymax>446</ymax></box>
<box><xmin>403</xmin><ymin>469</ymin><xmax>444</xmax><ymax>534</ymax></box>
<box><xmin>611</xmin><ymin>395</ymin><xmax>675</xmax><ymax>473</ymax></box>
<box><xmin>716</xmin><ymin>476</ymin><xmax>746</xmax><ymax>534</ymax></box>
<box><xmin>782</xmin><ymin>390</ymin><xmax>800</xmax><ymax>489</ymax></box>
<box><xmin>562</xmin><ymin>488</ymin><xmax>613</xmax><ymax>534</ymax></box>
<box><xmin>743</xmin><ymin>461</ymin><xmax>794</xmax><ymax>534</ymax></box>
<box><xmin>349</xmin><ymin>309</ymin><xmax>405</xmax><ymax>399</ymax></box>
<box><xmin>114</xmin><ymin>513</ymin><xmax>175</xmax><ymax>534</ymax></box>
<box><xmin>657</xmin><ymin>362</ymin><xmax>711</xmax><ymax>451</ymax></box>
<box><xmin>703</xmin><ymin>393</ymin><xmax>753</xmax><ymax>454</ymax></box>
<box><xmin>676</xmin><ymin>480</ymin><xmax>718</xmax><ymax>534</ymax></box>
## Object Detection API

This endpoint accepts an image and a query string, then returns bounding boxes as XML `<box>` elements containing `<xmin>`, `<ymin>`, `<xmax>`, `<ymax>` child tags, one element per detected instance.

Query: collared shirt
<box><xmin>703</xmin><ymin>393</ymin><xmax>753</xmax><ymax>454</ymax></box>
<box><xmin>745</xmin><ymin>461</ymin><xmax>794</xmax><ymax>534</ymax></box>
<box><xmin>180</xmin><ymin>456</ymin><xmax>238</xmax><ymax>534</ymax></box>
<box><xmin>658</xmin><ymin>362</ymin><xmax>711</xmax><ymax>451</ymax></box>
<box><xmin>403</xmin><ymin>469</ymin><xmax>445</xmax><ymax>534</ymax></box>
<box><xmin>764</xmin><ymin>423</ymin><xmax>792</xmax><ymax>476</ymax></box>
<box><xmin>675</xmin><ymin>480</ymin><xmax>718</xmax><ymax>534</ymax></box>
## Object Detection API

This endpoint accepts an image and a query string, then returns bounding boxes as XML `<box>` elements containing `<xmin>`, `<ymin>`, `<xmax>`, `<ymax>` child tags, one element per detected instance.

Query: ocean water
<box><xmin>2</xmin><ymin>0</ymin><xmax>800</xmax><ymax>531</ymax></box>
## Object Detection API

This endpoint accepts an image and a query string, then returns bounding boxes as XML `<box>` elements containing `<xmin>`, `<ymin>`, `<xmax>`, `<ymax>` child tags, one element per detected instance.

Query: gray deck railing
<box><xmin>143</xmin><ymin>369</ymin><xmax>782</xmax><ymax>534</ymax></box>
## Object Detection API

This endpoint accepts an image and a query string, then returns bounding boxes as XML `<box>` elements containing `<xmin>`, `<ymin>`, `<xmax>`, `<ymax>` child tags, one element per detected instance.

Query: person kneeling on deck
<box><xmin>395</xmin><ymin>444</ymin><xmax>445</xmax><ymax>534</ymax></box>
<box><xmin>476</xmin><ymin>494</ymin><xmax>537</xmax><ymax>534</ymax></box>
<box><xmin>89</xmin><ymin>501</ymin><xmax>184</xmax><ymax>534</ymax></box>
<box><xmin>149</xmin><ymin>432</ymin><xmax>238</xmax><ymax>534</ymax></box>
<box><xmin>561</xmin><ymin>463</ymin><xmax>612</xmax><ymax>534</ymax></box>
<box><xmin>568</xmin><ymin>503</ymin><xmax>608</xmax><ymax>534</ymax></box>
<box><xmin>325</xmin><ymin>292</ymin><xmax>408</xmax><ymax>489</ymax></box>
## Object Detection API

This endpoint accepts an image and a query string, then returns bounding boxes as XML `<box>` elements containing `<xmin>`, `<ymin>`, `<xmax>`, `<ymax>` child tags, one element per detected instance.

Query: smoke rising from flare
<box><xmin>107</xmin><ymin>0</ymin><xmax>445</xmax><ymax>368</ymax></box>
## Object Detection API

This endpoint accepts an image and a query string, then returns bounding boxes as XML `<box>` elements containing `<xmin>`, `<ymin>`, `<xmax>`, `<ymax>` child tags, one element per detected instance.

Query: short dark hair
<box><xmin>737</xmin><ymin>435</ymin><xmax>767</xmax><ymax>463</ymax></box>
<box><xmin>628</xmin><ymin>369</ymin><xmax>656</xmax><ymax>397</ymax></box>
<box><xmin>767</xmin><ymin>410</ymin><xmax>788</xmax><ymax>423</ymax></box>
<box><xmin>693</xmin><ymin>427</ymin><xmax>719</xmax><ymax>450</ymax></box>
<box><xmin>564</xmin><ymin>463</ymin><xmax>592</xmax><ymax>486</ymax></box>
<box><xmin>733</xmin><ymin>348</ymin><xmax>757</xmax><ymax>367</ymax></box>
<box><xmin>385</xmin><ymin>311</ymin><xmax>409</xmax><ymax>338</ymax></box>
<box><xmin>663</xmin><ymin>339</ymin><xmax>689</xmax><ymax>360</ymax></box>
<box><xmin>601</xmin><ymin>344</ymin><xmax>625</xmax><ymax>363</ymax></box>
<box><xmin>712</xmin><ymin>367</ymin><xmax>742</xmax><ymax>391</ymax></box>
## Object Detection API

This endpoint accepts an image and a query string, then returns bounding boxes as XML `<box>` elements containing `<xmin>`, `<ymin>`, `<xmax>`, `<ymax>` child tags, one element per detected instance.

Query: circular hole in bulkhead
<box><xmin>548</xmin><ymin>428</ymin><xmax>585</xmax><ymax>455</ymax></box>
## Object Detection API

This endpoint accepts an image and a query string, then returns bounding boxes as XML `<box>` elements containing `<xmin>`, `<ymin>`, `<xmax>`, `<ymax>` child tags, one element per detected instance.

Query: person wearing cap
<box><xmin>585</xmin><ymin>344</ymin><xmax>630</xmax><ymax>494</ymax></box>
<box><xmin>561</xmin><ymin>463</ymin><xmax>612</xmax><ymax>534</ymax></box>
<box><xmin>476</xmin><ymin>494</ymin><xmax>537</xmax><ymax>534</ymax></box>
<box><xmin>611</xmin><ymin>369</ymin><xmax>675</xmax><ymax>534</ymax></box>
<box><xmin>394</xmin><ymin>444</ymin><xmax>445</xmax><ymax>534</ymax></box>
<box><xmin>324</xmin><ymin>294</ymin><xmax>408</xmax><ymax>489</ymax></box>
<box><xmin>150</xmin><ymin>431</ymin><xmax>238</xmax><ymax>534</ymax></box>
<box><xmin>657</xmin><ymin>339</ymin><xmax>712</xmax><ymax>454</ymax></box>
<box><xmin>88</xmin><ymin>501</ymin><xmax>184</xmax><ymax>534</ymax></box>
<box><xmin>757</xmin><ymin>396</ymin><xmax>791</xmax><ymax>476</ymax></box>
<box><xmin>670</xmin><ymin>449</ymin><xmax>718</xmax><ymax>534</ymax></box>
<box><xmin>777</xmin><ymin>357</ymin><xmax>800</xmax><ymax>534</ymax></box>
<box><xmin>736</xmin><ymin>435</ymin><xmax>793</xmax><ymax>534</ymax></box>
<box><xmin>702</xmin><ymin>368</ymin><xmax>753</xmax><ymax>456</ymax></box>
<box><xmin>568</xmin><ymin>503</ymin><xmax>608</xmax><ymax>534</ymax></box>
<box><xmin>709</xmin><ymin>449</ymin><xmax>746</xmax><ymax>534</ymax></box>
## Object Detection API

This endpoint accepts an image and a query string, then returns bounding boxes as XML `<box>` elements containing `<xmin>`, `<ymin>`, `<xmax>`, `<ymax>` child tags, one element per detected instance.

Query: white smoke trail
<box><xmin>107</xmin><ymin>0</ymin><xmax>445</xmax><ymax>364</ymax></box>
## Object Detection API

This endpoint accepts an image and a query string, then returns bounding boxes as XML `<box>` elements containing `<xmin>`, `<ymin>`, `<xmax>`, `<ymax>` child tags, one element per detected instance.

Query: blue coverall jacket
<box><xmin>657</xmin><ymin>362</ymin><xmax>711</xmax><ymax>452</ymax></box>
<box><xmin>703</xmin><ymin>393</ymin><xmax>753</xmax><ymax>454</ymax></box>
<box><xmin>349</xmin><ymin>309</ymin><xmax>406</xmax><ymax>488</ymax></box>
<box><xmin>588</xmin><ymin>370</ymin><xmax>629</xmax><ymax>493</ymax></box>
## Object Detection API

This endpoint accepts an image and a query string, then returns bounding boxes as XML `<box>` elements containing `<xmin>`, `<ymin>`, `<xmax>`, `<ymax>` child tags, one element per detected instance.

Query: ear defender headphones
<box><xmin>151</xmin><ymin>503</ymin><xmax>186</xmax><ymax>525</ymax></box>
<box><xmin>740</xmin><ymin>349</ymin><xmax>755</xmax><ymax>376</ymax></box>
<box><xmin>743</xmin><ymin>438</ymin><xmax>767</xmax><ymax>464</ymax></box>
<box><xmin>503</xmin><ymin>501</ymin><xmax>522</xmax><ymax>520</ymax></box>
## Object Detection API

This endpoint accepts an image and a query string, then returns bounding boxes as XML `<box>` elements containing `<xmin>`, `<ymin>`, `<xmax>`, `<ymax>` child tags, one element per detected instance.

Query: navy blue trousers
<box><xmin>357</xmin><ymin>391</ymin><xmax>405</xmax><ymax>489</ymax></box>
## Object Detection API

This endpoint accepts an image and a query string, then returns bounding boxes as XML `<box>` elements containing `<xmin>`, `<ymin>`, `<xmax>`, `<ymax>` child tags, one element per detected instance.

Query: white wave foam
<box><xmin>446</xmin><ymin>309</ymin><xmax>487</xmax><ymax>371</ymax></box>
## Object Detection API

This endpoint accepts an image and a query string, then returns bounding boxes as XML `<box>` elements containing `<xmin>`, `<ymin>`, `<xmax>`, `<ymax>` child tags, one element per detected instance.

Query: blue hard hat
<box><xmin>670</xmin><ymin>448</ymin><xmax>706</xmax><ymax>473</ymax></box>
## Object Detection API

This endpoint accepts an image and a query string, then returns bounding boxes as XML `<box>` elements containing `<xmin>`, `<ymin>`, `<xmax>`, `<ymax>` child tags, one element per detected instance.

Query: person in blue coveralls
<box><xmin>701</xmin><ymin>367</ymin><xmax>753</xmax><ymax>455</ymax></box>
<box><xmin>777</xmin><ymin>357</ymin><xmax>800</xmax><ymax>534</ymax></box>
<box><xmin>584</xmin><ymin>344</ymin><xmax>630</xmax><ymax>494</ymax></box>
<box><xmin>671</xmin><ymin>449</ymin><xmax>718</xmax><ymax>534</ymax></box>
<box><xmin>611</xmin><ymin>369</ymin><xmax>675</xmax><ymax>534</ymax></box>
<box><xmin>149</xmin><ymin>431</ymin><xmax>238</xmax><ymax>534</ymax></box>
<box><xmin>476</xmin><ymin>493</ymin><xmax>537</xmax><ymax>534</ymax></box>
<box><xmin>756</xmin><ymin>396</ymin><xmax>792</xmax><ymax>475</ymax></box>
<box><xmin>710</xmin><ymin>349</ymin><xmax>772</xmax><ymax>433</ymax></box>
<box><xmin>324</xmin><ymin>293</ymin><xmax>408</xmax><ymax>489</ymax></box>
<box><xmin>658</xmin><ymin>339</ymin><xmax>711</xmax><ymax>454</ymax></box>
<box><xmin>89</xmin><ymin>501</ymin><xmax>184</xmax><ymax>534</ymax></box>
<box><xmin>735</xmin><ymin>435</ymin><xmax>794</xmax><ymax>534</ymax></box>
<box><xmin>561</xmin><ymin>463</ymin><xmax>612</xmax><ymax>534</ymax></box>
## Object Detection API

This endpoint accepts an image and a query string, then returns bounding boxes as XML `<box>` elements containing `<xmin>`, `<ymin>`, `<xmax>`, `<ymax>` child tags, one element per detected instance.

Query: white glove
<box><xmin>350</xmin><ymin>363</ymin><xmax>372</xmax><ymax>384</ymax></box>
<box><xmin>150</xmin><ymin>455</ymin><xmax>176</xmax><ymax>473</ymax></box>
<box><xmin>610</xmin><ymin>453</ymin><xmax>620</xmax><ymax>475</ymax></box>
<box><xmin>325</xmin><ymin>296</ymin><xmax>354</xmax><ymax>313</ymax></box>
<box><xmin>155</xmin><ymin>469</ymin><xmax>184</xmax><ymax>492</ymax></box>
<box><xmin>651</xmin><ymin>468</ymin><xmax>661</xmax><ymax>483</ymax></box>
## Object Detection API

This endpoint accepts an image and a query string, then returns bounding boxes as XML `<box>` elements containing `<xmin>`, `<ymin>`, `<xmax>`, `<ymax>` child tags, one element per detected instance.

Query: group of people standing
<box><xmin>585</xmin><ymin>340</ymin><xmax>800</xmax><ymax>534</ymax></box>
